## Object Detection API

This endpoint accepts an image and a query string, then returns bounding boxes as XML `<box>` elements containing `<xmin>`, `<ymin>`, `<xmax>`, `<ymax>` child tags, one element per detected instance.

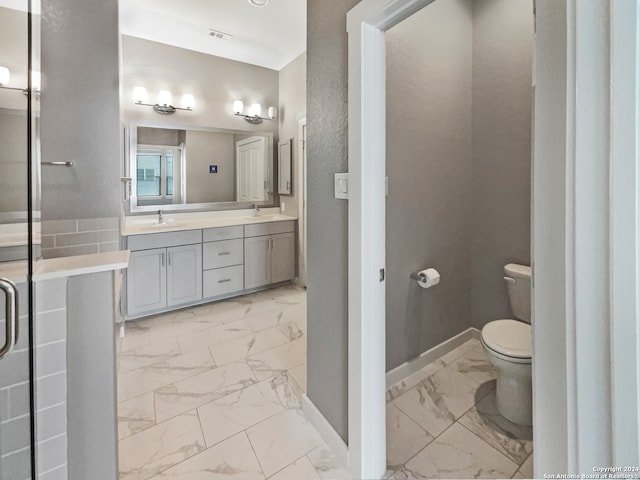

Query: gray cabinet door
<box><xmin>271</xmin><ymin>232</ymin><xmax>296</xmax><ymax>284</ymax></box>
<box><xmin>244</xmin><ymin>235</ymin><xmax>272</xmax><ymax>289</ymax></box>
<box><xmin>127</xmin><ymin>248</ymin><xmax>167</xmax><ymax>316</ymax></box>
<box><xmin>167</xmin><ymin>244</ymin><xmax>203</xmax><ymax>307</ymax></box>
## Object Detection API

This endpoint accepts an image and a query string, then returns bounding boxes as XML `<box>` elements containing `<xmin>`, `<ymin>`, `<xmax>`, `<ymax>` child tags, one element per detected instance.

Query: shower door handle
<box><xmin>0</xmin><ymin>278</ymin><xmax>18</xmax><ymax>359</ymax></box>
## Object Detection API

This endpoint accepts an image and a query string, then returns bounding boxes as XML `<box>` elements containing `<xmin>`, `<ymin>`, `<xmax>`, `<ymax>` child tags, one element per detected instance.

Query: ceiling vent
<box><xmin>209</xmin><ymin>29</ymin><xmax>233</xmax><ymax>40</ymax></box>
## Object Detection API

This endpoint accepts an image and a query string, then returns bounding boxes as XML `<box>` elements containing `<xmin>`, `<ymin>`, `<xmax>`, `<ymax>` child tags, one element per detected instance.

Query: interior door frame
<box><xmin>347</xmin><ymin>0</ymin><xmax>640</xmax><ymax>478</ymax></box>
<box><xmin>297</xmin><ymin>116</ymin><xmax>307</xmax><ymax>287</ymax></box>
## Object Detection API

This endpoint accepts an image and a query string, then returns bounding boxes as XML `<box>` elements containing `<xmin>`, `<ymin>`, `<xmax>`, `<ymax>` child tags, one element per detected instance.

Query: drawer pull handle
<box><xmin>218</xmin><ymin>232</ymin><xmax>230</xmax><ymax>236</ymax></box>
<box><xmin>218</xmin><ymin>279</ymin><xmax>232</xmax><ymax>284</ymax></box>
<box><xmin>218</xmin><ymin>252</ymin><xmax>231</xmax><ymax>256</ymax></box>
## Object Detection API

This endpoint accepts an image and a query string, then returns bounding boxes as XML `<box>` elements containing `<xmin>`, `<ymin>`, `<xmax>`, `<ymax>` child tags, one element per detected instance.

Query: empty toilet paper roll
<box><xmin>416</xmin><ymin>268</ymin><xmax>440</xmax><ymax>289</ymax></box>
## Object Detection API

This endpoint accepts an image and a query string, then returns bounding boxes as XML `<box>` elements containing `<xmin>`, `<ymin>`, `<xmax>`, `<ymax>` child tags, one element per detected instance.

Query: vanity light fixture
<box><xmin>0</xmin><ymin>66</ymin><xmax>41</xmax><ymax>95</ymax></box>
<box><xmin>133</xmin><ymin>86</ymin><xmax>195</xmax><ymax>115</ymax></box>
<box><xmin>233</xmin><ymin>100</ymin><xmax>277</xmax><ymax>124</ymax></box>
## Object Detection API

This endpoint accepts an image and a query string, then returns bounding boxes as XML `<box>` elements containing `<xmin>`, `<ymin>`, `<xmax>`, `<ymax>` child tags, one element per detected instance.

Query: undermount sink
<box><xmin>243</xmin><ymin>215</ymin><xmax>274</xmax><ymax>221</ymax></box>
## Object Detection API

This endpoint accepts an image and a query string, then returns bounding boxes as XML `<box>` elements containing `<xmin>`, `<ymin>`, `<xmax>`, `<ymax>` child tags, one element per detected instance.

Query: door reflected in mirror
<box><xmin>129</xmin><ymin>124</ymin><xmax>274</xmax><ymax>212</ymax></box>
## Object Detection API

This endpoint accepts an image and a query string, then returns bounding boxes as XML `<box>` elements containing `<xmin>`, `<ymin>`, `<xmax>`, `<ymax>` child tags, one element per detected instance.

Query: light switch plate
<box><xmin>335</xmin><ymin>173</ymin><xmax>349</xmax><ymax>200</ymax></box>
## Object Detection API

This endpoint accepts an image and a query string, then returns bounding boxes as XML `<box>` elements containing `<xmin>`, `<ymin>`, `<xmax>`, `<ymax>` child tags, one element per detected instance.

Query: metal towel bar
<box><xmin>42</xmin><ymin>161</ymin><xmax>73</xmax><ymax>166</ymax></box>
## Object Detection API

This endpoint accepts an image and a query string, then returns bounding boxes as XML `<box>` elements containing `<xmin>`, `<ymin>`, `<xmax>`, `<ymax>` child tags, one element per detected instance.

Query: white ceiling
<box><xmin>119</xmin><ymin>0</ymin><xmax>306</xmax><ymax>71</ymax></box>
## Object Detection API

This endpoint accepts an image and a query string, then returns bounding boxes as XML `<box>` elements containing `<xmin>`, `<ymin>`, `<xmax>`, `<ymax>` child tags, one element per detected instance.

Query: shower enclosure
<box><xmin>0</xmin><ymin>0</ymin><xmax>41</xmax><ymax>478</ymax></box>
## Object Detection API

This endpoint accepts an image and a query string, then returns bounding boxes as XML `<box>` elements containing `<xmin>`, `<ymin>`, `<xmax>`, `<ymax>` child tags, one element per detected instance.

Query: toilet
<box><xmin>481</xmin><ymin>263</ymin><xmax>532</xmax><ymax>426</ymax></box>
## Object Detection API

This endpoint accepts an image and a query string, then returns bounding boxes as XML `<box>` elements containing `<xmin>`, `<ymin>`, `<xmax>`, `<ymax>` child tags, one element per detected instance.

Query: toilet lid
<box><xmin>481</xmin><ymin>320</ymin><xmax>531</xmax><ymax>359</ymax></box>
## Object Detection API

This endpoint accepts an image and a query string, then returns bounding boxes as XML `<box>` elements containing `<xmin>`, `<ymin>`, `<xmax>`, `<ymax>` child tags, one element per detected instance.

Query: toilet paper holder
<box><xmin>410</xmin><ymin>272</ymin><xmax>426</xmax><ymax>282</ymax></box>
<box><xmin>410</xmin><ymin>268</ymin><xmax>441</xmax><ymax>289</ymax></box>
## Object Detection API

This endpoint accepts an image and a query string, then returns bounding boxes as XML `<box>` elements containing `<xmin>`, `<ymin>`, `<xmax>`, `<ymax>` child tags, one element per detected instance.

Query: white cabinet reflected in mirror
<box><xmin>127</xmin><ymin>122</ymin><xmax>275</xmax><ymax>213</ymax></box>
<box><xmin>278</xmin><ymin>138</ymin><xmax>292</xmax><ymax>196</ymax></box>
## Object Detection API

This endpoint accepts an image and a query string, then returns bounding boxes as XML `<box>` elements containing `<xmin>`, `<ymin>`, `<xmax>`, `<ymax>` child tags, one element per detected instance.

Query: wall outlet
<box><xmin>281</xmin><ymin>202</ymin><xmax>285</xmax><ymax>212</ymax></box>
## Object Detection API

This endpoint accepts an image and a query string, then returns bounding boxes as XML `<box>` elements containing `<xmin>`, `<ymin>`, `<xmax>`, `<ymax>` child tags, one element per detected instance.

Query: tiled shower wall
<box><xmin>0</xmin><ymin>278</ymin><xmax>68</xmax><ymax>480</ymax></box>
<box><xmin>35</xmin><ymin>278</ymin><xmax>68</xmax><ymax>479</ymax></box>
<box><xmin>41</xmin><ymin>217</ymin><xmax>119</xmax><ymax>259</ymax></box>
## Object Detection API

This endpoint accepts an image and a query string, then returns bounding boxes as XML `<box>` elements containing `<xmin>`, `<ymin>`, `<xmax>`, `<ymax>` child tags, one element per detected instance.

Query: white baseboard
<box><xmin>385</xmin><ymin>327</ymin><xmax>481</xmax><ymax>388</ymax></box>
<box><xmin>301</xmin><ymin>394</ymin><xmax>349</xmax><ymax>470</ymax></box>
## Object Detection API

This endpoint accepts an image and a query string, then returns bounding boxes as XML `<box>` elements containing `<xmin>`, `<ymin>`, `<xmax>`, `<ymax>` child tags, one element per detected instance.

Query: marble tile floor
<box><xmin>116</xmin><ymin>285</ymin><xmax>351</xmax><ymax>480</ymax></box>
<box><xmin>385</xmin><ymin>338</ymin><xmax>534</xmax><ymax>479</ymax></box>
<box><xmin>116</xmin><ymin>286</ymin><xmax>533</xmax><ymax>480</ymax></box>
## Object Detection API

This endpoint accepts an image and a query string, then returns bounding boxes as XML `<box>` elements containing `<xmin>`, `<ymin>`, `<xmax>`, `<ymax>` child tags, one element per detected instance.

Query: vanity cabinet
<box><xmin>244</xmin><ymin>221</ymin><xmax>296</xmax><ymax>289</ymax></box>
<box><xmin>124</xmin><ymin>220</ymin><xmax>295</xmax><ymax>320</ymax></box>
<box><xmin>127</xmin><ymin>248</ymin><xmax>167</xmax><ymax>316</ymax></box>
<box><xmin>167</xmin><ymin>244</ymin><xmax>203</xmax><ymax>307</ymax></box>
<box><xmin>202</xmin><ymin>226</ymin><xmax>244</xmax><ymax>299</ymax></box>
<box><xmin>126</xmin><ymin>230</ymin><xmax>203</xmax><ymax>317</ymax></box>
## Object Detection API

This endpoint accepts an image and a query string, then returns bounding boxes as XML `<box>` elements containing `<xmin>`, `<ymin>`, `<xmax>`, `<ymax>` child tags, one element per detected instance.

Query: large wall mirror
<box><xmin>0</xmin><ymin>3</ymin><xmax>41</xmax><ymax>262</ymax></box>
<box><xmin>127</xmin><ymin>122</ymin><xmax>276</xmax><ymax>213</ymax></box>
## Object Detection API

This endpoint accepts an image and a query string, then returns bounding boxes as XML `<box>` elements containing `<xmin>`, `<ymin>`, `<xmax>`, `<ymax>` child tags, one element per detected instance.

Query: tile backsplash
<box><xmin>41</xmin><ymin>217</ymin><xmax>119</xmax><ymax>259</ymax></box>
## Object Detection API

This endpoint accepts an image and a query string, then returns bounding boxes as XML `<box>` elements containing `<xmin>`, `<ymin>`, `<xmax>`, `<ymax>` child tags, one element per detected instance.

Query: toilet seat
<box><xmin>481</xmin><ymin>319</ymin><xmax>531</xmax><ymax>363</ymax></box>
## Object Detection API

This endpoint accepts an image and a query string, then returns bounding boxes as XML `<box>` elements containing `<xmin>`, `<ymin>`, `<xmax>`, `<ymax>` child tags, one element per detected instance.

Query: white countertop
<box><xmin>33</xmin><ymin>250</ymin><xmax>130</xmax><ymax>281</ymax></box>
<box><xmin>0</xmin><ymin>223</ymin><xmax>41</xmax><ymax>248</ymax></box>
<box><xmin>0</xmin><ymin>250</ymin><xmax>130</xmax><ymax>284</ymax></box>
<box><xmin>121</xmin><ymin>208</ymin><xmax>298</xmax><ymax>237</ymax></box>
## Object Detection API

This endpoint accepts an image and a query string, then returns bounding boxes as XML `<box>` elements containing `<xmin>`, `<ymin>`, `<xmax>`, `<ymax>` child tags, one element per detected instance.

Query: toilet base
<box><xmin>482</xmin><ymin>343</ymin><xmax>532</xmax><ymax>426</ymax></box>
<box><xmin>495</xmin><ymin>365</ymin><xmax>532</xmax><ymax>426</ymax></box>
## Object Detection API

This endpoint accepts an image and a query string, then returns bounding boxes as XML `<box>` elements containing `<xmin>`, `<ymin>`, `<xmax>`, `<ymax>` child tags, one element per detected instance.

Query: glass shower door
<box><xmin>0</xmin><ymin>0</ymin><xmax>40</xmax><ymax>478</ymax></box>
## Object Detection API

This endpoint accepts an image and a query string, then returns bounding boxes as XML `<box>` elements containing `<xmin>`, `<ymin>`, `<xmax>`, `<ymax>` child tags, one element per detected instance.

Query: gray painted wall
<box><xmin>67</xmin><ymin>272</ymin><xmax>118</xmax><ymax>480</ymax></box>
<box><xmin>307</xmin><ymin>0</ymin><xmax>359</xmax><ymax>443</ymax></box>
<box><xmin>470</xmin><ymin>0</ymin><xmax>533</xmax><ymax>330</ymax></box>
<box><xmin>138</xmin><ymin>127</ymin><xmax>182</xmax><ymax>146</ymax></box>
<box><xmin>278</xmin><ymin>52</ymin><xmax>307</xmax><ymax>216</ymax></box>
<box><xmin>122</xmin><ymin>35</ymin><xmax>279</xmax><ymax>136</ymax></box>
<box><xmin>385</xmin><ymin>0</ymin><xmax>473</xmax><ymax>371</ymax></box>
<box><xmin>185</xmin><ymin>130</ymin><xmax>235</xmax><ymax>203</ymax></box>
<box><xmin>41</xmin><ymin>0</ymin><xmax>121</xmax><ymax>221</ymax></box>
<box><xmin>0</xmin><ymin>112</ymin><xmax>28</xmax><ymax>213</ymax></box>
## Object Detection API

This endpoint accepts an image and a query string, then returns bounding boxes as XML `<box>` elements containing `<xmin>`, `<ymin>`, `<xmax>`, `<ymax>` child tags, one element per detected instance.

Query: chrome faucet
<box><xmin>253</xmin><ymin>204</ymin><xmax>262</xmax><ymax>217</ymax></box>
<box><xmin>157</xmin><ymin>209</ymin><xmax>165</xmax><ymax>224</ymax></box>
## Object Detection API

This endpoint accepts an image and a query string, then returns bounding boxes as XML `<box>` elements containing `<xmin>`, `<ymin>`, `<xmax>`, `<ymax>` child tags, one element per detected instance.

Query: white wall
<box><xmin>185</xmin><ymin>130</ymin><xmax>235</xmax><ymax>203</ymax></box>
<box><xmin>278</xmin><ymin>52</ymin><xmax>307</xmax><ymax>217</ymax></box>
<box><xmin>122</xmin><ymin>35</ymin><xmax>279</xmax><ymax>136</ymax></box>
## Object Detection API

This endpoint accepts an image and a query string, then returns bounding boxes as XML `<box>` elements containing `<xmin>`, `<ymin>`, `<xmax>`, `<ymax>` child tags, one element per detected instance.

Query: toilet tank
<box><xmin>504</xmin><ymin>263</ymin><xmax>531</xmax><ymax>324</ymax></box>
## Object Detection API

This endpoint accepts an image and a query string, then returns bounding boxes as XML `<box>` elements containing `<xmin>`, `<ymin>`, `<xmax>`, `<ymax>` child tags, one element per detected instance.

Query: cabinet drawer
<box><xmin>127</xmin><ymin>230</ymin><xmax>202</xmax><ymax>251</ymax></box>
<box><xmin>203</xmin><ymin>239</ymin><xmax>243</xmax><ymax>270</ymax></box>
<box><xmin>203</xmin><ymin>265</ymin><xmax>244</xmax><ymax>298</ymax></box>
<box><xmin>203</xmin><ymin>225</ymin><xmax>244</xmax><ymax>242</ymax></box>
<box><xmin>244</xmin><ymin>221</ymin><xmax>295</xmax><ymax>238</ymax></box>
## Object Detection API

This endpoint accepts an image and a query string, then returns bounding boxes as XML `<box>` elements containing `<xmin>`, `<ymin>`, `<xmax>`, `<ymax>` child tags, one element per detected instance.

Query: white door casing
<box><xmin>298</xmin><ymin>117</ymin><xmax>307</xmax><ymax>287</ymax></box>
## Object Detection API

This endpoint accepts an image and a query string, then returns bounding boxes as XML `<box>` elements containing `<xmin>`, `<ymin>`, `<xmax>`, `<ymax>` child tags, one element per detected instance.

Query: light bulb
<box><xmin>133</xmin><ymin>86</ymin><xmax>148</xmax><ymax>103</ymax></box>
<box><xmin>267</xmin><ymin>106</ymin><xmax>277</xmax><ymax>119</ymax></box>
<box><xmin>181</xmin><ymin>93</ymin><xmax>195</xmax><ymax>110</ymax></box>
<box><xmin>158</xmin><ymin>90</ymin><xmax>172</xmax><ymax>106</ymax></box>
<box><xmin>249</xmin><ymin>103</ymin><xmax>262</xmax><ymax>117</ymax></box>
<box><xmin>233</xmin><ymin>100</ymin><xmax>244</xmax><ymax>115</ymax></box>
<box><xmin>0</xmin><ymin>66</ymin><xmax>10</xmax><ymax>86</ymax></box>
